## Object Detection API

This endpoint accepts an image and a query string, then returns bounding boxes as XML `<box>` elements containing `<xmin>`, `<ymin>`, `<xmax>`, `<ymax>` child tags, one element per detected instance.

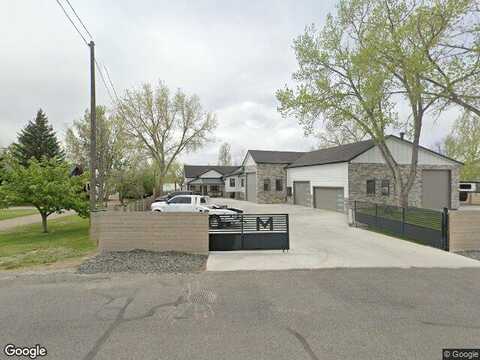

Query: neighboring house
<box><xmin>183</xmin><ymin>165</ymin><xmax>240</xmax><ymax>197</ymax></box>
<box><xmin>224</xmin><ymin>150</ymin><xmax>305</xmax><ymax>203</ymax></box>
<box><xmin>224</xmin><ymin>135</ymin><xmax>461</xmax><ymax>211</ymax></box>
<box><xmin>286</xmin><ymin>135</ymin><xmax>461</xmax><ymax>212</ymax></box>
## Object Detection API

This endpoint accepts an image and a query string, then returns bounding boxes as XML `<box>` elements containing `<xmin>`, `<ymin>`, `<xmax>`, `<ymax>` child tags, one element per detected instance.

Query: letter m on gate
<box><xmin>256</xmin><ymin>216</ymin><xmax>273</xmax><ymax>231</ymax></box>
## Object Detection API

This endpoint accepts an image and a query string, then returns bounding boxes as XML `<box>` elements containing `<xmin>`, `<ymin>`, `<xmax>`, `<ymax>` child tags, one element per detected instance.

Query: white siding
<box><xmin>199</xmin><ymin>170</ymin><xmax>223</xmax><ymax>178</ymax></box>
<box><xmin>352</xmin><ymin>137</ymin><xmax>457</xmax><ymax>165</ymax></box>
<box><xmin>224</xmin><ymin>175</ymin><xmax>245</xmax><ymax>193</ymax></box>
<box><xmin>287</xmin><ymin>162</ymin><xmax>349</xmax><ymax>198</ymax></box>
<box><xmin>243</xmin><ymin>153</ymin><xmax>256</xmax><ymax>167</ymax></box>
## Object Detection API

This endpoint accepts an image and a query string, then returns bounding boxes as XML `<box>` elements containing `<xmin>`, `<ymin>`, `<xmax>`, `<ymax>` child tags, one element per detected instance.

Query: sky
<box><xmin>0</xmin><ymin>0</ymin><xmax>459</xmax><ymax>165</ymax></box>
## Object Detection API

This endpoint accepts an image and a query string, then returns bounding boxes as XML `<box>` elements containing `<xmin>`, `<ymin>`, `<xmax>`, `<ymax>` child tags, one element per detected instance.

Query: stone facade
<box><xmin>348</xmin><ymin>163</ymin><xmax>460</xmax><ymax>209</ymax></box>
<box><xmin>255</xmin><ymin>163</ymin><xmax>288</xmax><ymax>204</ymax></box>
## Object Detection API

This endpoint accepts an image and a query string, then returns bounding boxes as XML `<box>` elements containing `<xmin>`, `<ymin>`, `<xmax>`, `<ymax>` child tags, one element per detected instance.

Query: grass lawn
<box><xmin>0</xmin><ymin>208</ymin><xmax>38</xmax><ymax>221</ymax></box>
<box><xmin>0</xmin><ymin>215</ymin><xmax>95</xmax><ymax>270</ymax></box>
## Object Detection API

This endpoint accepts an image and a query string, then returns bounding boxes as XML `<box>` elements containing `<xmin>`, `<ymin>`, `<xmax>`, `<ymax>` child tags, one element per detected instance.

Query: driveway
<box><xmin>0</xmin><ymin>210</ymin><xmax>74</xmax><ymax>232</ymax></box>
<box><xmin>1</xmin><ymin>268</ymin><xmax>480</xmax><ymax>360</ymax></box>
<box><xmin>207</xmin><ymin>199</ymin><xmax>480</xmax><ymax>271</ymax></box>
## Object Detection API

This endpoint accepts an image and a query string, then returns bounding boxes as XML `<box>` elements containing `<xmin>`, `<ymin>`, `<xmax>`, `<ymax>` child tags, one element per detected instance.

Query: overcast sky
<box><xmin>0</xmin><ymin>0</ymin><xmax>458</xmax><ymax>165</ymax></box>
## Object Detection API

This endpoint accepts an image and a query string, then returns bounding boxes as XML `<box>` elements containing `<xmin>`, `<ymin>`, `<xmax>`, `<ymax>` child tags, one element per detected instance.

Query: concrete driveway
<box><xmin>207</xmin><ymin>199</ymin><xmax>480</xmax><ymax>271</ymax></box>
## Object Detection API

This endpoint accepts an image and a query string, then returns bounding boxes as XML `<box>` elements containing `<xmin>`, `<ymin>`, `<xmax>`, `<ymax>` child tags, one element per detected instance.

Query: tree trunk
<box><xmin>398</xmin><ymin>187</ymin><xmax>409</xmax><ymax>209</ymax></box>
<box><xmin>41</xmin><ymin>213</ymin><xmax>48</xmax><ymax>233</ymax></box>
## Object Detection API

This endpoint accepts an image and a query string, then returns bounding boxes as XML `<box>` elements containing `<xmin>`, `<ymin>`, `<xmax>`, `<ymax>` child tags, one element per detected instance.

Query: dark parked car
<box><xmin>152</xmin><ymin>191</ymin><xmax>200</xmax><ymax>204</ymax></box>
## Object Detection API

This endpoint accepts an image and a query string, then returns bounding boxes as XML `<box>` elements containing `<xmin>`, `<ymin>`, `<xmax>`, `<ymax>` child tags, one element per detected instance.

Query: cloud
<box><xmin>0</xmin><ymin>0</ymin><xmax>460</xmax><ymax>159</ymax></box>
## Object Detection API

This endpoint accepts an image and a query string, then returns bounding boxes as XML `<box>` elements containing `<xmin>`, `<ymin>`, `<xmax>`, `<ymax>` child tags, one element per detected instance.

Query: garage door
<box><xmin>294</xmin><ymin>181</ymin><xmax>310</xmax><ymax>206</ymax></box>
<box><xmin>246</xmin><ymin>173</ymin><xmax>256</xmax><ymax>202</ymax></box>
<box><xmin>313</xmin><ymin>187</ymin><xmax>344</xmax><ymax>212</ymax></box>
<box><xmin>422</xmin><ymin>170</ymin><xmax>451</xmax><ymax>209</ymax></box>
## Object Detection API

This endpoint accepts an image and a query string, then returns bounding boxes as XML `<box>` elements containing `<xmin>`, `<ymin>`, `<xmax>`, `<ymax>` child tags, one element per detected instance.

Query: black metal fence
<box><xmin>353</xmin><ymin>201</ymin><xmax>449</xmax><ymax>250</ymax></box>
<box><xmin>209</xmin><ymin>214</ymin><xmax>289</xmax><ymax>251</ymax></box>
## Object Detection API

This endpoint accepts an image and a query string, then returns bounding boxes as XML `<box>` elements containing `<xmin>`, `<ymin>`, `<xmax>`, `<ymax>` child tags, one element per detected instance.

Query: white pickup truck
<box><xmin>150</xmin><ymin>195</ymin><xmax>242</xmax><ymax>215</ymax></box>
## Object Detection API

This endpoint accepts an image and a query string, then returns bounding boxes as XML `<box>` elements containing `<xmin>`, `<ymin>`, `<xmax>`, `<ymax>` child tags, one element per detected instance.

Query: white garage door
<box><xmin>294</xmin><ymin>181</ymin><xmax>310</xmax><ymax>207</ymax></box>
<box><xmin>246</xmin><ymin>173</ymin><xmax>256</xmax><ymax>202</ymax></box>
<box><xmin>313</xmin><ymin>187</ymin><xmax>344</xmax><ymax>212</ymax></box>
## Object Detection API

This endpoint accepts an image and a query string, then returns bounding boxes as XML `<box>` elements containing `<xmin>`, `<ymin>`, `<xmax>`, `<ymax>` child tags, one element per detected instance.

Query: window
<box><xmin>210</xmin><ymin>185</ymin><xmax>219</xmax><ymax>192</ymax></box>
<box><xmin>275</xmin><ymin>178</ymin><xmax>283</xmax><ymax>191</ymax></box>
<box><xmin>264</xmin><ymin>178</ymin><xmax>271</xmax><ymax>191</ymax></box>
<box><xmin>241</xmin><ymin>178</ymin><xmax>245</xmax><ymax>187</ymax></box>
<box><xmin>366</xmin><ymin>180</ymin><xmax>376</xmax><ymax>196</ymax></box>
<box><xmin>381</xmin><ymin>180</ymin><xmax>390</xmax><ymax>196</ymax></box>
<box><xmin>287</xmin><ymin>186</ymin><xmax>292</xmax><ymax>197</ymax></box>
<box><xmin>169</xmin><ymin>196</ymin><xmax>190</xmax><ymax>204</ymax></box>
<box><xmin>200</xmin><ymin>197</ymin><xmax>207</xmax><ymax>204</ymax></box>
<box><xmin>229</xmin><ymin>178</ymin><xmax>236</xmax><ymax>187</ymax></box>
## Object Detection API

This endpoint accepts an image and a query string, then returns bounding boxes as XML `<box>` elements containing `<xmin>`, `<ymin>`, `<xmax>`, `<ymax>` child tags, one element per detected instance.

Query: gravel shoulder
<box><xmin>455</xmin><ymin>250</ymin><xmax>480</xmax><ymax>261</ymax></box>
<box><xmin>77</xmin><ymin>249</ymin><xmax>208</xmax><ymax>274</ymax></box>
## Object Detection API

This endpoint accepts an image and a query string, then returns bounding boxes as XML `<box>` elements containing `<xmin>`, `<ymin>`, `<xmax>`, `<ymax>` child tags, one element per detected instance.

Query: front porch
<box><xmin>187</xmin><ymin>178</ymin><xmax>225</xmax><ymax>197</ymax></box>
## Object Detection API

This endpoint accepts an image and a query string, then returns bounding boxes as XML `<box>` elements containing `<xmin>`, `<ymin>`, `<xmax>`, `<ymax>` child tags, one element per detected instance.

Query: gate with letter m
<box><xmin>209</xmin><ymin>214</ymin><xmax>289</xmax><ymax>251</ymax></box>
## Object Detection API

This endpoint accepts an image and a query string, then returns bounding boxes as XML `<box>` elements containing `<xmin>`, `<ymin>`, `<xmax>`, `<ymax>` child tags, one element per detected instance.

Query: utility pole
<box><xmin>89</xmin><ymin>41</ymin><xmax>97</xmax><ymax>211</ymax></box>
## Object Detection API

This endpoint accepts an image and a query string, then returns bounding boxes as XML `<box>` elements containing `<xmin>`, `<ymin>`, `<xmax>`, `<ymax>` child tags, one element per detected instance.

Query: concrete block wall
<box><xmin>91</xmin><ymin>211</ymin><xmax>209</xmax><ymax>254</ymax></box>
<box><xmin>348</xmin><ymin>163</ymin><xmax>460</xmax><ymax>209</ymax></box>
<box><xmin>449</xmin><ymin>210</ymin><xmax>480</xmax><ymax>251</ymax></box>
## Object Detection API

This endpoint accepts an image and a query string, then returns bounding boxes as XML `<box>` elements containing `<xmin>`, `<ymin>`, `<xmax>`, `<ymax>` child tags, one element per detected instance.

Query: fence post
<box><xmin>285</xmin><ymin>214</ymin><xmax>290</xmax><ymax>252</ymax></box>
<box><xmin>442</xmin><ymin>207</ymin><xmax>449</xmax><ymax>251</ymax></box>
<box><xmin>353</xmin><ymin>200</ymin><xmax>357</xmax><ymax>227</ymax></box>
<box><xmin>240</xmin><ymin>214</ymin><xmax>244</xmax><ymax>249</ymax></box>
<box><xmin>401</xmin><ymin>207</ymin><xmax>406</xmax><ymax>236</ymax></box>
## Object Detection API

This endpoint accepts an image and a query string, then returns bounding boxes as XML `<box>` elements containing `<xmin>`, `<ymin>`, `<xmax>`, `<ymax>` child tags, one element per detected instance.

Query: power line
<box><xmin>95</xmin><ymin>59</ymin><xmax>115</xmax><ymax>104</ymax></box>
<box><xmin>64</xmin><ymin>0</ymin><xmax>93</xmax><ymax>40</ymax></box>
<box><xmin>103</xmin><ymin>64</ymin><xmax>122</xmax><ymax>105</ymax></box>
<box><xmin>55</xmin><ymin>0</ymin><xmax>88</xmax><ymax>46</ymax></box>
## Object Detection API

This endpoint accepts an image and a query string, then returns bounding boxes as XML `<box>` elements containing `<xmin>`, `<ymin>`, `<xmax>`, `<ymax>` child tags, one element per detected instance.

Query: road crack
<box><xmin>287</xmin><ymin>327</ymin><xmax>319</xmax><ymax>360</ymax></box>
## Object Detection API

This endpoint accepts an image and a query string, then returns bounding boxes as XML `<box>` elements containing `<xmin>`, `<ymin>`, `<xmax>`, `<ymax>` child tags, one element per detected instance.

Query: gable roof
<box><xmin>288</xmin><ymin>139</ymin><xmax>376</xmax><ymax>168</ymax></box>
<box><xmin>184</xmin><ymin>165</ymin><xmax>240</xmax><ymax>178</ymax></box>
<box><xmin>288</xmin><ymin>135</ymin><xmax>463</xmax><ymax>168</ymax></box>
<box><xmin>224</xmin><ymin>166</ymin><xmax>244</xmax><ymax>177</ymax></box>
<box><xmin>247</xmin><ymin>150</ymin><xmax>306</xmax><ymax>164</ymax></box>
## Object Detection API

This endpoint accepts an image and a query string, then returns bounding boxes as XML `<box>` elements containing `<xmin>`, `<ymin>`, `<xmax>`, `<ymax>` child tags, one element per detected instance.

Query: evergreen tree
<box><xmin>13</xmin><ymin>109</ymin><xmax>64</xmax><ymax>165</ymax></box>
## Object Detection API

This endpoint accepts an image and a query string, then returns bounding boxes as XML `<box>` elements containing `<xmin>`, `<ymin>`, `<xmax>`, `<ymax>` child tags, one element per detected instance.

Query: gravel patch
<box><xmin>455</xmin><ymin>251</ymin><xmax>480</xmax><ymax>262</ymax></box>
<box><xmin>77</xmin><ymin>249</ymin><xmax>208</xmax><ymax>274</ymax></box>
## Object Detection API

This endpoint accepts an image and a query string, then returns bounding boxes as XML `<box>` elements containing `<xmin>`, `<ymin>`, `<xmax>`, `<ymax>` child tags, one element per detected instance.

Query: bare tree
<box><xmin>118</xmin><ymin>82</ymin><xmax>217</xmax><ymax>195</ymax></box>
<box><xmin>217</xmin><ymin>142</ymin><xmax>232</xmax><ymax>165</ymax></box>
<box><xmin>316</xmin><ymin>121</ymin><xmax>368</xmax><ymax>149</ymax></box>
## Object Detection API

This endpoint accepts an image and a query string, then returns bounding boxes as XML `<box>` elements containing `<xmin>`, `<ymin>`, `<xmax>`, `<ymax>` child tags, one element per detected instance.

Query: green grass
<box><xmin>0</xmin><ymin>215</ymin><xmax>95</xmax><ymax>270</ymax></box>
<box><xmin>0</xmin><ymin>208</ymin><xmax>38</xmax><ymax>221</ymax></box>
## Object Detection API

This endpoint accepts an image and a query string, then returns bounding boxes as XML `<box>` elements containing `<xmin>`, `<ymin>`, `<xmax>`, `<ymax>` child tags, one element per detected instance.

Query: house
<box><xmin>224</xmin><ymin>150</ymin><xmax>305</xmax><ymax>203</ymax></box>
<box><xmin>226</xmin><ymin>135</ymin><xmax>462</xmax><ymax>211</ymax></box>
<box><xmin>183</xmin><ymin>165</ymin><xmax>240</xmax><ymax>197</ymax></box>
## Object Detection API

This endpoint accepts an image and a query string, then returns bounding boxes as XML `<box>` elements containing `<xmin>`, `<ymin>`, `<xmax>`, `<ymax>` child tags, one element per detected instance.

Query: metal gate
<box><xmin>209</xmin><ymin>214</ymin><xmax>289</xmax><ymax>251</ymax></box>
<box><xmin>353</xmin><ymin>201</ymin><xmax>449</xmax><ymax>250</ymax></box>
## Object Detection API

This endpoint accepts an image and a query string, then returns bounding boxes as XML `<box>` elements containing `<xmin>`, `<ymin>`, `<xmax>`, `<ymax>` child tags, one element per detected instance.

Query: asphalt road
<box><xmin>0</xmin><ymin>268</ymin><xmax>479</xmax><ymax>360</ymax></box>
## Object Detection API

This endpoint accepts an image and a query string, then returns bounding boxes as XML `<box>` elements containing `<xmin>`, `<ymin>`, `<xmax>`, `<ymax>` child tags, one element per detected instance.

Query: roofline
<box><xmin>183</xmin><ymin>165</ymin><xmax>241</xmax><ymax>178</ymax></box>
<box><xmin>242</xmin><ymin>149</ymin><xmax>306</xmax><ymax>166</ymax></box>
<box><xmin>287</xmin><ymin>160</ymin><xmax>349</xmax><ymax>168</ymax></box>
<box><xmin>386</xmin><ymin>135</ymin><xmax>464</xmax><ymax>165</ymax></box>
<box><xmin>287</xmin><ymin>135</ymin><xmax>463</xmax><ymax>168</ymax></box>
